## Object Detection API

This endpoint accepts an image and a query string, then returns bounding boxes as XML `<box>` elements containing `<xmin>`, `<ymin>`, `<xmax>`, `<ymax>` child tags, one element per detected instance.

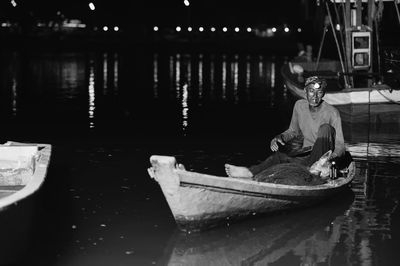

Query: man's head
<box><xmin>304</xmin><ymin>76</ymin><xmax>327</xmax><ymax>107</ymax></box>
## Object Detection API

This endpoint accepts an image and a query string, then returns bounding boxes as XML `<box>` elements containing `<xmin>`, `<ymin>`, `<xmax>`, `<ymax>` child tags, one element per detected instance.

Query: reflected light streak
<box><xmin>271</xmin><ymin>62</ymin><xmax>275</xmax><ymax>88</ymax></box>
<box><xmin>258</xmin><ymin>55</ymin><xmax>264</xmax><ymax>78</ymax></box>
<box><xmin>233</xmin><ymin>56</ymin><xmax>239</xmax><ymax>104</ymax></box>
<box><xmin>175</xmin><ymin>54</ymin><xmax>181</xmax><ymax>99</ymax></box>
<box><xmin>245</xmin><ymin>57</ymin><xmax>251</xmax><ymax>101</ymax></box>
<box><xmin>12</xmin><ymin>77</ymin><xmax>17</xmax><ymax>116</ymax></box>
<box><xmin>210</xmin><ymin>56</ymin><xmax>215</xmax><ymax>99</ymax></box>
<box><xmin>88</xmin><ymin>60</ymin><xmax>95</xmax><ymax>129</ymax></box>
<box><xmin>182</xmin><ymin>84</ymin><xmax>189</xmax><ymax>135</ymax></box>
<box><xmin>198</xmin><ymin>54</ymin><xmax>203</xmax><ymax>99</ymax></box>
<box><xmin>222</xmin><ymin>55</ymin><xmax>227</xmax><ymax>100</ymax></box>
<box><xmin>113</xmin><ymin>53</ymin><xmax>118</xmax><ymax>93</ymax></box>
<box><xmin>153</xmin><ymin>53</ymin><xmax>158</xmax><ymax>98</ymax></box>
<box><xmin>187</xmin><ymin>54</ymin><xmax>191</xmax><ymax>98</ymax></box>
<box><xmin>169</xmin><ymin>56</ymin><xmax>174</xmax><ymax>93</ymax></box>
<box><xmin>103</xmin><ymin>53</ymin><xmax>108</xmax><ymax>93</ymax></box>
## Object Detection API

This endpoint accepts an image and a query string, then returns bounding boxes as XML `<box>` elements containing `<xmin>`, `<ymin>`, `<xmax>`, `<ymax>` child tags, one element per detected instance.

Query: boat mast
<box><xmin>344</xmin><ymin>0</ymin><xmax>353</xmax><ymax>87</ymax></box>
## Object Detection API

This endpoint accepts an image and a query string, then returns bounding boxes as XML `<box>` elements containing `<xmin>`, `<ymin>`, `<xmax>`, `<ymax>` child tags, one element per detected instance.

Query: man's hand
<box><xmin>270</xmin><ymin>135</ymin><xmax>285</xmax><ymax>152</ymax></box>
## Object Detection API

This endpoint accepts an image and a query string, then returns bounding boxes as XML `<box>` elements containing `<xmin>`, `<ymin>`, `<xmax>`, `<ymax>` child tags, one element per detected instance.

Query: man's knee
<box><xmin>317</xmin><ymin>123</ymin><xmax>335</xmax><ymax>137</ymax></box>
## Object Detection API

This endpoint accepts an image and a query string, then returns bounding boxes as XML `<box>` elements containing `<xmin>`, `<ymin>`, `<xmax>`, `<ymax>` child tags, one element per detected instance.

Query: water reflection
<box><xmin>103</xmin><ymin>53</ymin><xmax>108</xmax><ymax>93</ymax></box>
<box><xmin>157</xmin><ymin>52</ymin><xmax>281</xmax><ymax>106</ymax></box>
<box><xmin>222</xmin><ymin>55</ymin><xmax>227</xmax><ymax>100</ymax></box>
<box><xmin>88</xmin><ymin>59</ymin><xmax>95</xmax><ymax>129</ymax></box>
<box><xmin>153</xmin><ymin>53</ymin><xmax>158</xmax><ymax>98</ymax></box>
<box><xmin>12</xmin><ymin>77</ymin><xmax>17</xmax><ymax>116</ymax></box>
<box><xmin>198</xmin><ymin>54</ymin><xmax>203</xmax><ymax>100</ymax></box>
<box><xmin>232</xmin><ymin>54</ymin><xmax>239</xmax><ymax>104</ymax></box>
<box><xmin>113</xmin><ymin>53</ymin><xmax>118</xmax><ymax>93</ymax></box>
<box><xmin>161</xmin><ymin>192</ymin><xmax>354</xmax><ymax>265</ymax></box>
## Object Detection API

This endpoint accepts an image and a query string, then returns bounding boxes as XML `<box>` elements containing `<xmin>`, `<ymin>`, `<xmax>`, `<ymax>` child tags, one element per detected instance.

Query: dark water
<box><xmin>0</xmin><ymin>47</ymin><xmax>400</xmax><ymax>266</ymax></box>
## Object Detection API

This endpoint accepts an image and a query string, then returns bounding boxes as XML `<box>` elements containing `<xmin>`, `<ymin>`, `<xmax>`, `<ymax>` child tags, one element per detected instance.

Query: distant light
<box><xmin>336</xmin><ymin>24</ymin><xmax>341</xmax><ymax>31</ymax></box>
<box><xmin>272</xmin><ymin>27</ymin><xmax>277</xmax><ymax>33</ymax></box>
<box><xmin>11</xmin><ymin>0</ymin><xmax>17</xmax><ymax>7</ymax></box>
<box><xmin>297</xmin><ymin>28</ymin><xmax>302</xmax><ymax>32</ymax></box>
<box><xmin>284</xmin><ymin>27</ymin><xmax>289</xmax><ymax>32</ymax></box>
<box><xmin>89</xmin><ymin>2</ymin><xmax>95</xmax><ymax>11</ymax></box>
<box><xmin>199</xmin><ymin>26</ymin><xmax>204</xmax><ymax>32</ymax></box>
<box><xmin>184</xmin><ymin>0</ymin><xmax>190</xmax><ymax>7</ymax></box>
<box><xmin>222</xmin><ymin>27</ymin><xmax>227</xmax><ymax>32</ymax></box>
<box><xmin>114</xmin><ymin>26</ymin><xmax>119</xmax><ymax>32</ymax></box>
<box><xmin>153</xmin><ymin>26</ymin><xmax>159</xmax><ymax>32</ymax></box>
<box><xmin>234</xmin><ymin>27</ymin><xmax>239</xmax><ymax>32</ymax></box>
<box><xmin>103</xmin><ymin>26</ymin><xmax>108</xmax><ymax>31</ymax></box>
<box><xmin>188</xmin><ymin>27</ymin><xmax>192</xmax><ymax>32</ymax></box>
<box><xmin>176</xmin><ymin>26</ymin><xmax>181</xmax><ymax>32</ymax></box>
<box><xmin>211</xmin><ymin>27</ymin><xmax>216</xmax><ymax>32</ymax></box>
<box><xmin>247</xmin><ymin>27</ymin><xmax>252</xmax><ymax>32</ymax></box>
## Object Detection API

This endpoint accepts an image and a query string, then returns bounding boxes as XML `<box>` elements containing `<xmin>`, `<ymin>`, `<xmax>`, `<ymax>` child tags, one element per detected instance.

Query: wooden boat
<box><xmin>147</xmin><ymin>155</ymin><xmax>355</xmax><ymax>232</ymax></box>
<box><xmin>0</xmin><ymin>141</ymin><xmax>52</xmax><ymax>211</ymax></box>
<box><xmin>281</xmin><ymin>0</ymin><xmax>400</xmax><ymax>106</ymax></box>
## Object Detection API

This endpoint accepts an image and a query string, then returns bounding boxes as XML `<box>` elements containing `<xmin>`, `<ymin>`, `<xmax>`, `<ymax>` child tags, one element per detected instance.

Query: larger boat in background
<box><xmin>281</xmin><ymin>0</ymin><xmax>400</xmax><ymax>106</ymax></box>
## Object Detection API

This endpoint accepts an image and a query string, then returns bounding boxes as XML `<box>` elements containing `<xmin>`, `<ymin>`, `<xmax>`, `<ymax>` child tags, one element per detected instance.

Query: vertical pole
<box><xmin>345</xmin><ymin>0</ymin><xmax>353</xmax><ymax>87</ymax></box>
<box><xmin>368</xmin><ymin>0</ymin><xmax>374</xmax><ymax>87</ymax></box>
<box><xmin>356</xmin><ymin>0</ymin><xmax>362</xmax><ymax>27</ymax></box>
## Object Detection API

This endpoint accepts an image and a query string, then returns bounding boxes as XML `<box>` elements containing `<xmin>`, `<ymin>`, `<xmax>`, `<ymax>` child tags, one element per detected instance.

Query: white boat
<box><xmin>0</xmin><ymin>141</ymin><xmax>52</xmax><ymax>210</ymax></box>
<box><xmin>282</xmin><ymin>0</ymin><xmax>400</xmax><ymax>106</ymax></box>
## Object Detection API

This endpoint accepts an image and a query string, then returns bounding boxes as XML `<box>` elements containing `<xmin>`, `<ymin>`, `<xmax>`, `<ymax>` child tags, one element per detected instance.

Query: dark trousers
<box><xmin>249</xmin><ymin>123</ymin><xmax>336</xmax><ymax>175</ymax></box>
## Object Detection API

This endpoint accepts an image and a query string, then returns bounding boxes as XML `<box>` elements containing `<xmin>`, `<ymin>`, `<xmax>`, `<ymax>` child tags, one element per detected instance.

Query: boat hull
<box><xmin>148</xmin><ymin>155</ymin><xmax>355</xmax><ymax>231</ymax></box>
<box><xmin>0</xmin><ymin>141</ymin><xmax>51</xmax><ymax>211</ymax></box>
<box><xmin>281</xmin><ymin>62</ymin><xmax>400</xmax><ymax>105</ymax></box>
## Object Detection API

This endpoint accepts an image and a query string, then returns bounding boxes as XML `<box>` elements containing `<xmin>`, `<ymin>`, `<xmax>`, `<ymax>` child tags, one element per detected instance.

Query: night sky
<box><xmin>0</xmin><ymin>0</ymin><xmax>307</xmax><ymax>27</ymax></box>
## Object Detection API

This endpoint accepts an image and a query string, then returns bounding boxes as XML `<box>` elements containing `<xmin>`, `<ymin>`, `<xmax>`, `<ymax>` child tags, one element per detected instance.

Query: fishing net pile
<box><xmin>253</xmin><ymin>163</ymin><xmax>326</xmax><ymax>186</ymax></box>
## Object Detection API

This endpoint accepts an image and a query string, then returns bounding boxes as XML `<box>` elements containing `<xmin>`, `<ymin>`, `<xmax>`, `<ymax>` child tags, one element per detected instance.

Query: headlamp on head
<box><xmin>304</xmin><ymin>76</ymin><xmax>327</xmax><ymax>91</ymax></box>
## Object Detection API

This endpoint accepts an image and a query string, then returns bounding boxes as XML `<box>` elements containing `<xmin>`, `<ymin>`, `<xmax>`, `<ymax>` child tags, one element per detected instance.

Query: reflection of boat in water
<box><xmin>148</xmin><ymin>155</ymin><xmax>355</xmax><ymax>232</ymax></box>
<box><xmin>160</xmin><ymin>191</ymin><xmax>354</xmax><ymax>265</ymax></box>
<box><xmin>281</xmin><ymin>1</ymin><xmax>400</xmax><ymax>107</ymax></box>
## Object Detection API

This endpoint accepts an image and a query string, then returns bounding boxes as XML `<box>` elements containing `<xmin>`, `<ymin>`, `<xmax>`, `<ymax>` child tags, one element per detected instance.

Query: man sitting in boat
<box><xmin>225</xmin><ymin>76</ymin><xmax>346</xmax><ymax>180</ymax></box>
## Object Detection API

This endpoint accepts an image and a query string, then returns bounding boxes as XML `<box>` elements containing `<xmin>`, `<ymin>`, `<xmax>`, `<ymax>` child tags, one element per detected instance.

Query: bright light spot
<box><xmin>153</xmin><ymin>26</ymin><xmax>159</xmax><ymax>31</ymax></box>
<box><xmin>272</xmin><ymin>27</ymin><xmax>277</xmax><ymax>33</ymax></box>
<box><xmin>114</xmin><ymin>26</ymin><xmax>119</xmax><ymax>32</ymax></box>
<box><xmin>336</xmin><ymin>24</ymin><xmax>341</xmax><ymax>31</ymax></box>
<box><xmin>184</xmin><ymin>0</ymin><xmax>190</xmax><ymax>7</ymax></box>
<box><xmin>284</xmin><ymin>27</ymin><xmax>289</xmax><ymax>32</ymax></box>
<box><xmin>222</xmin><ymin>27</ymin><xmax>227</xmax><ymax>32</ymax></box>
<box><xmin>188</xmin><ymin>27</ymin><xmax>192</xmax><ymax>32</ymax></box>
<box><xmin>199</xmin><ymin>27</ymin><xmax>204</xmax><ymax>32</ymax></box>
<box><xmin>176</xmin><ymin>26</ymin><xmax>181</xmax><ymax>32</ymax></box>
<box><xmin>247</xmin><ymin>27</ymin><xmax>252</xmax><ymax>32</ymax></box>
<box><xmin>11</xmin><ymin>0</ymin><xmax>17</xmax><ymax>7</ymax></box>
<box><xmin>211</xmin><ymin>27</ymin><xmax>216</xmax><ymax>32</ymax></box>
<box><xmin>103</xmin><ymin>26</ymin><xmax>108</xmax><ymax>31</ymax></box>
<box><xmin>235</xmin><ymin>27</ymin><xmax>239</xmax><ymax>32</ymax></box>
<box><xmin>89</xmin><ymin>2</ymin><xmax>95</xmax><ymax>10</ymax></box>
<box><xmin>297</xmin><ymin>28</ymin><xmax>302</xmax><ymax>32</ymax></box>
